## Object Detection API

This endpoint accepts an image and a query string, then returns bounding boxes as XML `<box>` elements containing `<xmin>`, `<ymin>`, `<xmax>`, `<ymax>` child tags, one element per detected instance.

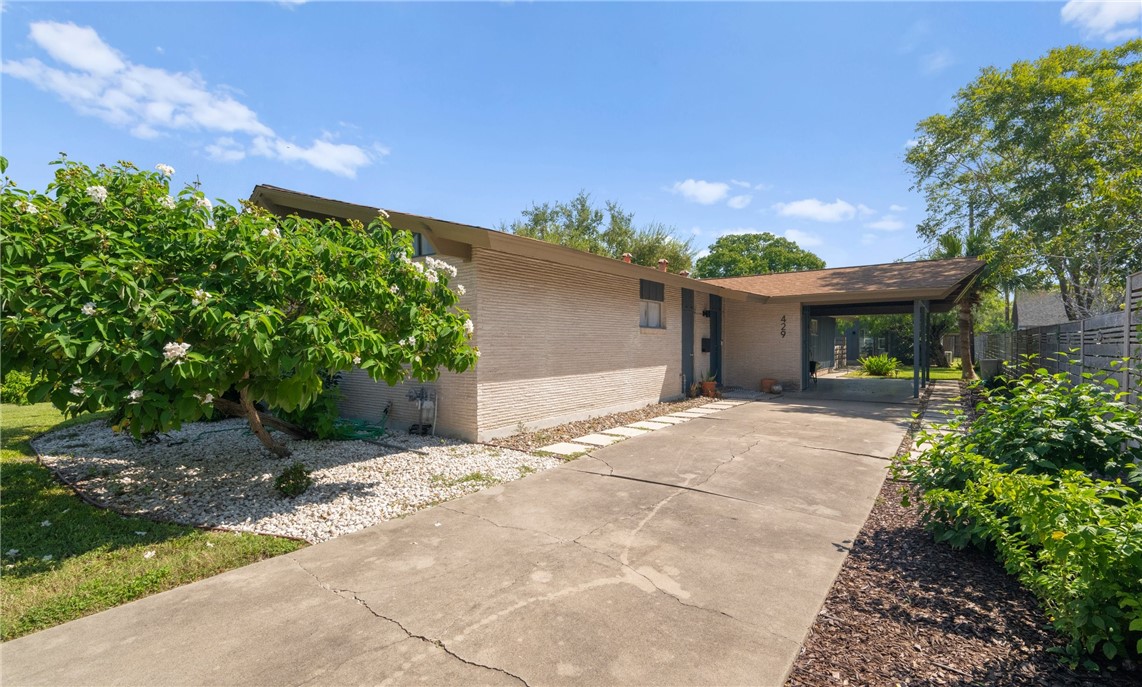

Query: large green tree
<box><xmin>693</xmin><ymin>232</ymin><xmax>824</xmax><ymax>278</ymax></box>
<box><xmin>505</xmin><ymin>191</ymin><xmax>695</xmax><ymax>271</ymax></box>
<box><xmin>907</xmin><ymin>40</ymin><xmax>1142</xmax><ymax>320</ymax></box>
<box><xmin>1</xmin><ymin>157</ymin><xmax>477</xmax><ymax>457</ymax></box>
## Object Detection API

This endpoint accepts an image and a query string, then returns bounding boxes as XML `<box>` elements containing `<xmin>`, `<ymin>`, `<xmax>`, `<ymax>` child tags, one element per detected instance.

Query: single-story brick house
<box><xmin>252</xmin><ymin>185</ymin><xmax>984</xmax><ymax>441</ymax></box>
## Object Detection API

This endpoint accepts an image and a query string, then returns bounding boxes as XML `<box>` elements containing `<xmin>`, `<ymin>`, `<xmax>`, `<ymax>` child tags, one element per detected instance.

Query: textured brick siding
<box><xmin>723</xmin><ymin>300</ymin><xmax>803</xmax><ymax>391</ymax></box>
<box><xmin>337</xmin><ymin>256</ymin><xmax>480</xmax><ymax>440</ymax></box>
<box><xmin>692</xmin><ymin>290</ymin><xmax>712</xmax><ymax>388</ymax></box>
<box><xmin>474</xmin><ymin>248</ymin><xmax>685</xmax><ymax>439</ymax></box>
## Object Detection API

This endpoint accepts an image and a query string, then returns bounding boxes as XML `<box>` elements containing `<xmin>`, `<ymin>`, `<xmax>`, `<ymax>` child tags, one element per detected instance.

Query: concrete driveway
<box><xmin>1</xmin><ymin>396</ymin><xmax>911</xmax><ymax>686</ymax></box>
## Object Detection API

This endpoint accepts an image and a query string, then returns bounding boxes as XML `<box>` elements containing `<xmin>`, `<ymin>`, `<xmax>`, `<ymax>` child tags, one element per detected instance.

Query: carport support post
<box><xmin>913</xmin><ymin>299</ymin><xmax>921</xmax><ymax>398</ymax></box>
<box><xmin>801</xmin><ymin>305</ymin><xmax>812</xmax><ymax>391</ymax></box>
<box><xmin>923</xmin><ymin>300</ymin><xmax>931</xmax><ymax>387</ymax></box>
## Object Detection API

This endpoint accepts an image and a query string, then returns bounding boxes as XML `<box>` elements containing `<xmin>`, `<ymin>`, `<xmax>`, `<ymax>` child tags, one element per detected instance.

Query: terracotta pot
<box><xmin>699</xmin><ymin>381</ymin><xmax>717</xmax><ymax>397</ymax></box>
<box><xmin>760</xmin><ymin>378</ymin><xmax>777</xmax><ymax>393</ymax></box>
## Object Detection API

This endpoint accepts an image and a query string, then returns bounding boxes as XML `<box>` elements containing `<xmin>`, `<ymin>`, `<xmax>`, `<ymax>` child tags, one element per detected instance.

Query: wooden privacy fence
<box><xmin>975</xmin><ymin>271</ymin><xmax>1142</xmax><ymax>406</ymax></box>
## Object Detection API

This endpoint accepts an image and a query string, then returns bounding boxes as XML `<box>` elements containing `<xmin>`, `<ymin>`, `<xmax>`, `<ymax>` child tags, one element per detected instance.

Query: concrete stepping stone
<box><xmin>627</xmin><ymin>421</ymin><xmax>671</xmax><ymax>430</ymax></box>
<box><xmin>699</xmin><ymin>403</ymin><xmax>735</xmax><ymax>410</ymax></box>
<box><xmin>572</xmin><ymin>433</ymin><xmax>623</xmax><ymax>447</ymax></box>
<box><xmin>649</xmin><ymin>415</ymin><xmax>688</xmax><ymax>424</ymax></box>
<box><xmin>679</xmin><ymin>408</ymin><xmax>718</xmax><ymax>415</ymax></box>
<box><xmin>600</xmin><ymin>426</ymin><xmax>648</xmax><ymax>437</ymax></box>
<box><xmin>714</xmin><ymin>400</ymin><xmax>747</xmax><ymax>406</ymax></box>
<box><xmin>668</xmin><ymin>411</ymin><xmax>709</xmax><ymax>418</ymax></box>
<box><xmin>537</xmin><ymin>442</ymin><xmax>592</xmax><ymax>456</ymax></box>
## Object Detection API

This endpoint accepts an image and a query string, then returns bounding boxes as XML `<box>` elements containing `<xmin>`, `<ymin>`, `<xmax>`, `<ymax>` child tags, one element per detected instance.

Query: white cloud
<box><xmin>783</xmin><ymin>229</ymin><xmax>823</xmax><ymax>248</ymax></box>
<box><xmin>671</xmin><ymin>179</ymin><xmax>730</xmax><ymax>205</ymax></box>
<box><xmin>861</xmin><ymin>233</ymin><xmax>878</xmax><ymax>246</ymax></box>
<box><xmin>920</xmin><ymin>49</ymin><xmax>955</xmax><ymax>74</ymax></box>
<box><xmin>28</xmin><ymin>22</ymin><xmax>125</xmax><ymax>76</ymax></box>
<box><xmin>773</xmin><ymin>198</ymin><xmax>858</xmax><ymax>223</ymax></box>
<box><xmin>719</xmin><ymin>227</ymin><xmax>761</xmax><ymax>236</ymax></box>
<box><xmin>3</xmin><ymin>21</ymin><xmax>377</xmax><ymax>178</ymax></box>
<box><xmin>889</xmin><ymin>204</ymin><xmax>906</xmax><ymax>213</ymax></box>
<box><xmin>727</xmin><ymin>194</ymin><xmax>752</xmax><ymax>210</ymax></box>
<box><xmin>690</xmin><ymin>226</ymin><xmax>703</xmax><ymax>236</ymax></box>
<box><xmin>1061</xmin><ymin>1</ymin><xmax>1141</xmax><ymax>41</ymax></box>
<box><xmin>857</xmin><ymin>204</ymin><xmax>876</xmax><ymax>217</ymax></box>
<box><xmin>729</xmin><ymin>179</ymin><xmax>753</xmax><ymax>188</ymax></box>
<box><xmin>205</xmin><ymin>137</ymin><xmax>246</xmax><ymax>163</ymax></box>
<box><xmin>865</xmin><ymin>215</ymin><xmax>906</xmax><ymax>231</ymax></box>
<box><xmin>905</xmin><ymin>138</ymin><xmax>920</xmax><ymax>149</ymax></box>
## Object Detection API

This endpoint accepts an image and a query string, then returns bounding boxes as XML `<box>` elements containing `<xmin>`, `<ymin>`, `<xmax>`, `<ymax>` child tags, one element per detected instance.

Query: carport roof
<box><xmin>702</xmin><ymin>257</ymin><xmax>985</xmax><ymax>310</ymax></box>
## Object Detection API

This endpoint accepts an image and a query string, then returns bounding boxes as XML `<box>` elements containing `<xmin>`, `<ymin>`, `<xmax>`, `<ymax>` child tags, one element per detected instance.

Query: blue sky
<box><xmin>2</xmin><ymin>1</ymin><xmax>1138</xmax><ymax>267</ymax></box>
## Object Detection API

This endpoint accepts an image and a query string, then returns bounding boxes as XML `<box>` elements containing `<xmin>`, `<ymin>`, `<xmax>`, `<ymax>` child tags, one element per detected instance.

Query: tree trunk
<box><xmin>958</xmin><ymin>298</ymin><xmax>977</xmax><ymax>381</ymax></box>
<box><xmin>239</xmin><ymin>386</ymin><xmax>292</xmax><ymax>458</ymax></box>
<box><xmin>211</xmin><ymin>398</ymin><xmax>311</xmax><ymax>440</ymax></box>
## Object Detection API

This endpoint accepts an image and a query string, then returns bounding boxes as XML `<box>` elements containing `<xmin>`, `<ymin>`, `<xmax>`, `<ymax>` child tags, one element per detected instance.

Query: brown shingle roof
<box><xmin>703</xmin><ymin>257</ymin><xmax>984</xmax><ymax>302</ymax></box>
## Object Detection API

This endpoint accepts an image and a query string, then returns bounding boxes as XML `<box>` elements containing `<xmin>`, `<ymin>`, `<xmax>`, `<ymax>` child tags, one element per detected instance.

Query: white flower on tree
<box><xmin>191</xmin><ymin>288</ymin><xmax>210</xmax><ymax>306</ymax></box>
<box><xmin>195</xmin><ymin>196</ymin><xmax>212</xmax><ymax>211</ymax></box>
<box><xmin>86</xmin><ymin>186</ymin><xmax>108</xmax><ymax>204</ymax></box>
<box><xmin>81</xmin><ymin>302</ymin><xmax>96</xmax><ymax>316</ymax></box>
<box><xmin>194</xmin><ymin>393</ymin><xmax>214</xmax><ymax>404</ymax></box>
<box><xmin>163</xmin><ymin>341</ymin><xmax>191</xmax><ymax>362</ymax></box>
<box><xmin>159</xmin><ymin>195</ymin><xmax>176</xmax><ymax>209</ymax></box>
<box><xmin>389</xmin><ymin>284</ymin><xmax>400</xmax><ymax>295</ymax></box>
<box><xmin>353</xmin><ymin>356</ymin><xmax>362</xmax><ymax>365</ymax></box>
<box><xmin>463</xmin><ymin>319</ymin><xmax>474</xmax><ymax>336</ymax></box>
<box><xmin>425</xmin><ymin>269</ymin><xmax>439</xmax><ymax>284</ymax></box>
<box><xmin>455</xmin><ymin>284</ymin><xmax>466</xmax><ymax>296</ymax></box>
<box><xmin>69</xmin><ymin>379</ymin><xmax>83</xmax><ymax>396</ymax></box>
<box><xmin>260</xmin><ymin>227</ymin><xmax>281</xmax><ymax>239</ymax></box>
<box><xmin>19</xmin><ymin>200</ymin><xmax>38</xmax><ymax>215</ymax></box>
<box><xmin>155</xmin><ymin>163</ymin><xmax>175</xmax><ymax>177</ymax></box>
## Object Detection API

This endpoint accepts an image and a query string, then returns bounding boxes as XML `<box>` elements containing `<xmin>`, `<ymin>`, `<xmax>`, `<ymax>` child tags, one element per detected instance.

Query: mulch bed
<box><xmin>486</xmin><ymin>396</ymin><xmax>714</xmax><ymax>453</ymax></box>
<box><xmin>785</xmin><ymin>383</ymin><xmax>1138</xmax><ymax>687</ymax></box>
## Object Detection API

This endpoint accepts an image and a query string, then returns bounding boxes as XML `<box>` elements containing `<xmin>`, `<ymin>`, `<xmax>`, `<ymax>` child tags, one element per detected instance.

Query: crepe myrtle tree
<box><xmin>0</xmin><ymin>156</ymin><xmax>478</xmax><ymax>457</ymax></box>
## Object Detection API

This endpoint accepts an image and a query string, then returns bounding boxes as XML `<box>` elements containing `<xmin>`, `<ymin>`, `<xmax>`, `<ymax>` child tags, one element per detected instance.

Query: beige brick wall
<box><xmin>473</xmin><ymin>248</ymin><xmax>687</xmax><ymax>440</ymax></box>
<box><xmin>337</xmin><ymin>256</ymin><xmax>480</xmax><ymax>440</ymax></box>
<box><xmin>723</xmin><ymin>300</ymin><xmax>803</xmax><ymax>391</ymax></box>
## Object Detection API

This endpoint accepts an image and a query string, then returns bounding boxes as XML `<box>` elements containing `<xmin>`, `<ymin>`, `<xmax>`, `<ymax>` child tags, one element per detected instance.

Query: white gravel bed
<box><xmin>32</xmin><ymin>418</ymin><xmax>559</xmax><ymax>543</ymax></box>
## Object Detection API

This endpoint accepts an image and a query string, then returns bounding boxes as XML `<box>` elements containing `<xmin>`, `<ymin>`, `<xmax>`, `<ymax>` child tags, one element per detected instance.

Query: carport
<box><xmin>705</xmin><ymin>258</ymin><xmax>986</xmax><ymax>398</ymax></box>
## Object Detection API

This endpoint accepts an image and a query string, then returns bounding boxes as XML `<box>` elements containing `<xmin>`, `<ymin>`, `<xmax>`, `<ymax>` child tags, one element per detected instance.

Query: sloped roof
<box><xmin>1014</xmin><ymin>290</ymin><xmax>1069</xmax><ymax>329</ymax></box>
<box><xmin>702</xmin><ymin>258</ymin><xmax>985</xmax><ymax>305</ymax></box>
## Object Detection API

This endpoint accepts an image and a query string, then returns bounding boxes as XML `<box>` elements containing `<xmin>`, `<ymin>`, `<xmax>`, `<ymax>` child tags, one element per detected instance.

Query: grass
<box><xmin>844</xmin><ymin>366</ymin><xmax>963</xmax><ymax>381</ymax></box>
<box><xmin>429</xmin><ymin>470</ymin><xmax>499</xmax><ymax>488</ymax></box>
<box><xmin>0</xmin><ymin>403</ymin><xmax>305</xmax><ymax>641</ymax></box>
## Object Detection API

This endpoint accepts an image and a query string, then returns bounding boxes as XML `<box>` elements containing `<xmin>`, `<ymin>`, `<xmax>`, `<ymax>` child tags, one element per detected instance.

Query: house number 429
<box><xmin>780</xmin><ymin>315</ymin><xmax>786</xmax><ymax>338</ymax></box>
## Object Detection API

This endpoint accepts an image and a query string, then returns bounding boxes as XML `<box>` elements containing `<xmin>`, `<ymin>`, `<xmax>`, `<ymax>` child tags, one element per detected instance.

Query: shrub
<box><xmin>895</xmin><ymin>358</ymin><xmax>1142</xmax><ymax>665</ymax></box>
<box><xmin>276</xmin><ymin>373</ymin><xmax>350</xmax><ymax>440</ymax></box>
<box><xmin>858</xmin><ymin>353</ymin><xmax>900</xmax><ymax>377</ymax></box>
<box><xmin>968</xmin><ymin>363</ymin><xmax>1141</xmax><ymax>486</ymax></box>
<box><xmin>901</xmin><ymin>451</ymin><xmax>1142</xmax><ymax>665</ymax></box>
<box><xmin>0</xmin><ymin>370</ymin><xmax>36</xmax><ymax>405</ymax></box>
<box><xmin>274</xmin><ymin>462</ymin><xmax>313</xmax><ymax>498</ymax></box>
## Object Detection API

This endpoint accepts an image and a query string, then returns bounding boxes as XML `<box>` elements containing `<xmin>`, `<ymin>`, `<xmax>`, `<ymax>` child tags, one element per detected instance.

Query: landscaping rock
<box><xmin>32</xmin><ymin>420</ymin><xmax>558</xmax><ymax>544</ymax></box>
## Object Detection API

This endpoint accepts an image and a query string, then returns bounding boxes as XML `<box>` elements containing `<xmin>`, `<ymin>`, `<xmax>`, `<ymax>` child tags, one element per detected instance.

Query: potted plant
<box><xmin>699</xmin><ymin>370</ymin><xmax>718</xmax><ymax>398</ymax></box>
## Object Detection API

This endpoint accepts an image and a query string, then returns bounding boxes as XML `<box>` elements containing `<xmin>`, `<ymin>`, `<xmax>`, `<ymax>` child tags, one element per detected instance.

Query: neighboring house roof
<box><xmin>250</xmin><ymin>184</ymin><xmax>986</xmax><ymax>312</ymax></box>
<box><xmin>703</xmin><ymin>258</ymin><xmax>985</xmax><ymax>312</ymax></box>
<box><xmin>1013</xmin><ymin>290</ymin><xmax>1069</xmax><ymax>329</ymax></box>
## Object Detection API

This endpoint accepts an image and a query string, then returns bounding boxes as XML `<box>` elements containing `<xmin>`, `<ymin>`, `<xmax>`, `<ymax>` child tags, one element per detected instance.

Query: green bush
<box><xmin>1</xmin><ymin>370</ymin><xmax>36</xmax><ymax>405</ymax></box>
<box><xmin>858</xmin><ymin>353</ymin><xmax>900</xmax><ymax>377</ymax></box>
<box><xmin>901</xmin><ymin>451</ymin><xmax>1142</xmax><ymax>665</ymax></box>
<box><xmin>895</xmin><ymin>359</ymin><xmax>1142</xmax><ymax>665</ymax></box>
<box><xmin>274</xmin><ymin>462</ymin><xmax>313</xmax><ymax>498</ymax></box>
<box><xmin>276</xmin><ymin>373</ymin><xmax>350</xmax><ymax>440</ymax></box>
<box><xmin>966</xmin><ymin>362</ymin><xmax>1142</xmax><ymax>486</ymax></box>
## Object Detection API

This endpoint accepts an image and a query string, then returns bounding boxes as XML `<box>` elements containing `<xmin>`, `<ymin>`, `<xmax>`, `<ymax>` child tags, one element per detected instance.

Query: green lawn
<box><xmin>0</xmin><ymin>403</ymin><xmax>305</xmax><ymax>641</ymax></box>
<box><xmin>844</xmin><ymin>366</ymin><xmax>964</xmax><ymax>381</ymax></box>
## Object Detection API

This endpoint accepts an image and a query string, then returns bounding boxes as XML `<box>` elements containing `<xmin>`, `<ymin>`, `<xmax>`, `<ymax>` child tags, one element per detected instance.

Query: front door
<box><xmin>682</xmin><ymin>288</ymin><xmax>695</xmax><ymax>392</ymax></box>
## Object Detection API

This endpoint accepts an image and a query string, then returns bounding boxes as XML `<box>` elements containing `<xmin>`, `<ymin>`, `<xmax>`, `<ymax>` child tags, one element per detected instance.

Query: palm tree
<box><xmin>930</xmin><ymin>227</ymin><xmax>991</xmax><ymax>381</ymax></box>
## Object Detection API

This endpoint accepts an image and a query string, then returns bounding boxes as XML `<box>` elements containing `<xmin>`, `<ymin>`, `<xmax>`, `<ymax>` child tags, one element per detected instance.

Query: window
<box><xmin>640</xmin><ymin>279</ymin><xmax>665</xmax><ymax>329</ymax></box>
<box><xmin>412</xmin><ymin>232</ymin><xmax>436</xmax><ymax>257</ymax></box>
<box><xmin>640</xmin><ymin>301</ymin><xmax>663</xmax><ymax>328</ymax></box>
